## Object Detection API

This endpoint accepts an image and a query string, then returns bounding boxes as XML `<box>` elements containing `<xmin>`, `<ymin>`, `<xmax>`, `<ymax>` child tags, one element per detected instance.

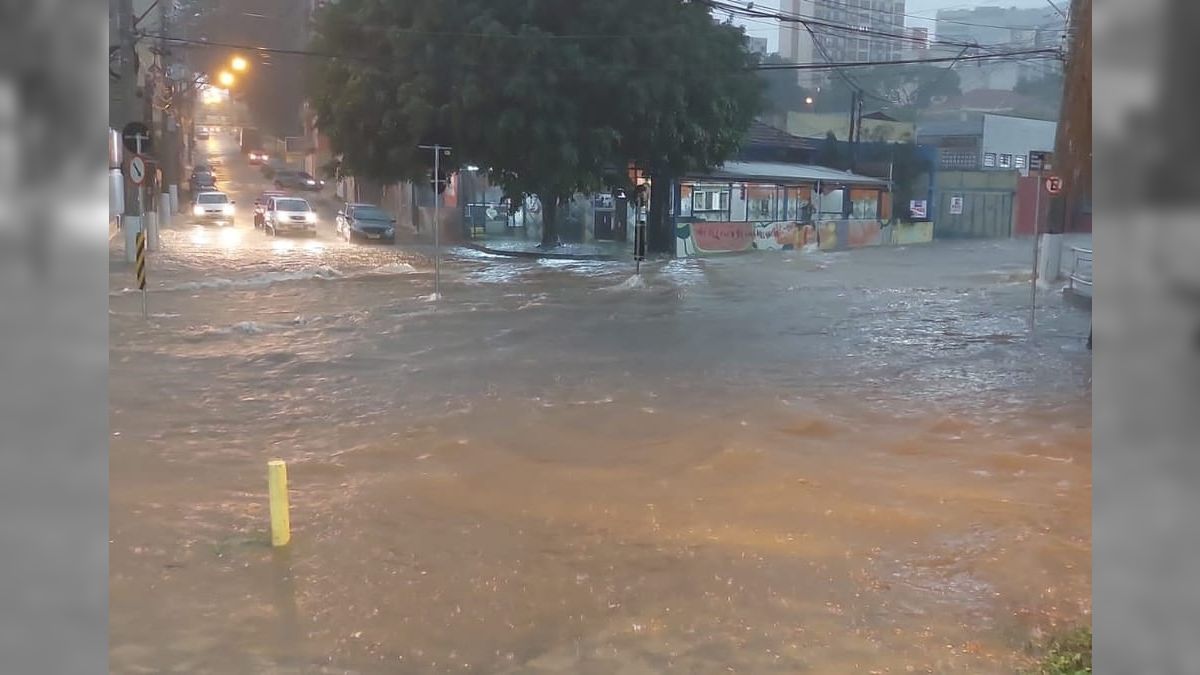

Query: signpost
<box><xmin>908</xmin><ymin>199</ymin><xmax>927</xmax><ymax>220</ymax></box>
<box><xmin>418</xmin><ymin>144</ymin><xmax>451</xmax><ymax>300</ymax></box>
<box><xmin>1028</xmin><ymin>151</ymin><xmax>1054</xmax><ymax>334</ymax></box>
<box><xmin>121</xmin><ymin>121</ymin><xmax>152</xmax><ymax>154</ymax></box>
<box><xmin>121</xmin><ymin>123</ymin><xmax>153</xmax><ymax>263</ymax></box>
<box><xmin>128</xmin><ymin>155</ymin><xmax>146</xmax><ymax>186</ymax></box>
<box><xmin>135</xmin><ymin>231</ymin><xmax>147</xmax><ymax>318</ymax></box>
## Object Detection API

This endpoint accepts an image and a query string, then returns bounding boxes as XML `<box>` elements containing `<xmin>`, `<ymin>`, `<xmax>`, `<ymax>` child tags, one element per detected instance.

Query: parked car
<box><xmin>190</xmin><ymin>191</ymin><xmax>235</xmax><ymax>227</ymax></box>
<box><xmin>261</xmin><ymin>158</ymin><xmax>286</xmax><ymax>179</ymax></box>
<box><xmin>273</xmin><ymin>169</ymin><xmax>325</xmax><ymax>192</ymax></box>
<box><xmin>263</xmin><ymin>196</ymin><xmax>317</xmax><ymax>237</ymax></box>
<box><xmin>253</xmin><ymin>190</ymin><xmax>288</xmax><ymax>229</ymax></box>
<box><xmin>195</xmin><ymin>129</ymin><xmax>209</xmax><ymax>141</ymax></box>
<box><xmin>336</xmin><ymin>203</ymin><xmax>396</xmax><ymax>243</ymax></box>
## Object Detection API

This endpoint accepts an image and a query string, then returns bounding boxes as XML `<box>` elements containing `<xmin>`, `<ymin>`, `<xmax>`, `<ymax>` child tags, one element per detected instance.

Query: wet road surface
<box><xmin>110</xmin><ymin>136</ymin><xmax>1092</xmax><ymax>673</ymax></box>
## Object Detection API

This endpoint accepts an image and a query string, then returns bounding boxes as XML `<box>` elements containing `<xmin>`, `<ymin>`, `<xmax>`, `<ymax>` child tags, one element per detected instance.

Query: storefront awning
<box><xmin>691</xmin><ymin>161</ymin><xmax>888</xmax><ymax>187</ymax></box>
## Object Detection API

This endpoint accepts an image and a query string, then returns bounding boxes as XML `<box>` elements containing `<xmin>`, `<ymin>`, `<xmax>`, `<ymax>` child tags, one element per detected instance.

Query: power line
<box><xmin>816</xmin><ymin>0</ymin><xmax>1066</xmax><ymax>32</ymax></box>
<box><xmin>754</xmin><ymin>49</ymin><xmax>1060</xmax><ymax>71</ymax></box>
<box><xmin>713</xmin><ymin>0</ymin><xmax>1067</xmax><ymax>59</ymax></box>
<box><xmin>710</xmin><ymin>0</ymin><xmax>1064</xmax><ymax>86</ymax></box>
<box><xmin>707</xmin><ymin>0</ymin><xmax>992</xmax><ymax>52</ymax></box>
<box><xmin>141</xmin><ymin>31</ymin><xmax>1058</xmax><ymax>74</ymax></box>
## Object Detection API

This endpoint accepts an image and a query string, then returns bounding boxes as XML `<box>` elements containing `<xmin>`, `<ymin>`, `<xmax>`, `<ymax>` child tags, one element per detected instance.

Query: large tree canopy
<box><xmin>308</xmin><ymin>0</ymin><xmax>764</xmax><ymax>248</ymax></box>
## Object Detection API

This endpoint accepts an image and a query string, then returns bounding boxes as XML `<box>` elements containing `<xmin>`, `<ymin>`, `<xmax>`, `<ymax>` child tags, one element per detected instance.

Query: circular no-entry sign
<box><xmin>128</xmin><ymin>155</ymin><xmax>147</xmax><ymax>185</ymax></box>
<box><xmin>1044</xmin><ymin>176</ymin><xmax>1063</xmax><ymax>194</ymax></box>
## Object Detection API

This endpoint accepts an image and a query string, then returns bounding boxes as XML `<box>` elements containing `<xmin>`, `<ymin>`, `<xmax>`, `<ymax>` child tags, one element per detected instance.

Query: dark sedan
<box><xmin>273</xmin><ymin>170</ymin><xmax>325</xmax><ymax>192</ymax></box>
<box><xmin>335</xmin><ymin>203</ymin><xmax>396</xmax><ymax>243</ymax></box>
<box><xmin>188</xmin><ymin>170</ymin><xmax>216</xmax><ymax>196</ymax></box>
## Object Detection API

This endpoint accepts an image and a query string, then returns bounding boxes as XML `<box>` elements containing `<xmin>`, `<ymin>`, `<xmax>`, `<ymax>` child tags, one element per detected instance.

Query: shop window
<box><xmin>679</xmin><ymin>184</ymin><xmax>693</xmax><ymax>217</ymax></box>
<box><xmin>746</xmin><ymin>184</ymin><xmax>779</xmax><ymax>221</ymax></box>
<box><xmin>729</xmin><ymin>183</ymin><xmax>748</xmax><ymax>221</ymax></box>
<box><xmin>786</xmin><ymin>186</ymin><xmax>814</xmax><ymax>223</ymax></box>
<box><xmin>849</xmin><ymin>188</ymin><xmax>879</xmax><ymax>220</ymax></box>
<box><xmin>817</xmin><ymin>188</ymin><xmax>845</xmax><ymax>219</ymax></box>
<box><xmin>999</xmin><ymin>153</ymin><xmax>1013</xmax><ymax>168</ymax></box>
<box><xmin>690</xmin><ymin>184</ymin><xmax>731</xmax><ymax>222</ymax></box>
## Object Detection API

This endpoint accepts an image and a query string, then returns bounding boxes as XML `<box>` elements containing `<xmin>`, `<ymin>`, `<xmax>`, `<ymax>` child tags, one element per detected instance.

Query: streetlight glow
<box><xmin>218</xmin><ymin>71</ymin><xmax>235</xmax><ymax>87</ymax></box>
<box><xmin>231</xmin><ymin>56</ymin><xmax>248</xmax><ymax>72</ymax></box>
<box><xmin>805</xmin><ymin>96</ymin><xmax>814</xmax><ymax>105</ymax></box>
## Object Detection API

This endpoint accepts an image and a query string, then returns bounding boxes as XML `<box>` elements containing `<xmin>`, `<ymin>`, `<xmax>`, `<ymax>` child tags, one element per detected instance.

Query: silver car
<box><xmin>264</xmin><ymin>196</ymin><xmax>317</xmax><ymax>237</ymax></box>
<box><xmin>191</xmin><ymin>191</ymin><xmax>235</xmax><ymax>227</ymax></box>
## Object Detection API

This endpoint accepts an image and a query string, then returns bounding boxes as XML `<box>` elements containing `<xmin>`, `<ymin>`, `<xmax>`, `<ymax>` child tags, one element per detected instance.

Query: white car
<box><xmin>264</xmin><ymin>196</ymin><xmax>317</xmax><ymax>237</ymax></box>
<box><xmin>191</xmin><ymin>191</ymin><xmax>235</xmax><ymax>227</ymax></box>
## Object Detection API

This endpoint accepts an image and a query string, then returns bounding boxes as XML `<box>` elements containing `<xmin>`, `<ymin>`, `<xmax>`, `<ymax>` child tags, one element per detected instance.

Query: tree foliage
<box><xmin>308</xmin><ymin>0</ymin><xmax>765</xmax><ymax>247</ymax></box>
<box><xmin>813</xmin><ymin>65</ymin><xmax>962</xmax><ymax>115</ymax></box>
<box><xmin>758</xmin><ymin>54</ymin><xmax>814</xmax><ymax>114</ymax></box>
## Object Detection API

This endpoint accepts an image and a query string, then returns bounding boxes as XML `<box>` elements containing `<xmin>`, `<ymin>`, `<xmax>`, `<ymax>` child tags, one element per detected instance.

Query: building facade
<box><xmin>780</xmin><ymin>0</ymin><xmax>907</xmax><ymax>85</ymax></box>
<box><xmin>916</xmin><ymin>112</ymin><xmax>1056</xmax><ymax>175</ymax></box>
<box><xmin>933</xmin><ymin>5</ymin><xmax>1065</xmax><ymax>92</ymax></box>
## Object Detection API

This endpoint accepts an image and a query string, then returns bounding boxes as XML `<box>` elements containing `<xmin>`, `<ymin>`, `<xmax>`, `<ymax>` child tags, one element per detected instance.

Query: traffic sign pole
<box><xmin>1030</xmin><ymin>164</ymin><xmax>1042</xmax><ymax>334</ymax></box>
<box><xmin>122</xmin><ymin>126</ymin><xmax>151</xmax><ymax>264</ymax></box>
<box><xmin>1027</xmin><ymin>152</ymin><xmax>1054</xmax><ymax>335</ymax></box>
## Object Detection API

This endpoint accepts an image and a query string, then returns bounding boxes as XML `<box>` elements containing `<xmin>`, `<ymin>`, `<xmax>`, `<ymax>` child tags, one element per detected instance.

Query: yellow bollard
<box><xmin>268</xmin><ymin>459</ymin><xmax>291</xmax><ymax>547</ymax></box>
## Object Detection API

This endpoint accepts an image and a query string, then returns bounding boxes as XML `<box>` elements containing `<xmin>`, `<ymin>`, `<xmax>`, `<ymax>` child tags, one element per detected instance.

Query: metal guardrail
<box><xmin>1068</xmin><ymin>246</ymin><xmax>1092</xmax><ymax>293</ymax></box>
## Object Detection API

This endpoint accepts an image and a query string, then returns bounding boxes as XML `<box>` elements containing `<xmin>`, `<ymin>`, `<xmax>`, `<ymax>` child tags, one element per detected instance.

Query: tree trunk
<box><xmin>647</xmin><ymin>173</ymin><xmax>673</xmax><ymax>255</ymax></box>
<box><xmin>539</xmin><ymin>193</ymin><xmax>558</xmax><ymax>248</ymax></box>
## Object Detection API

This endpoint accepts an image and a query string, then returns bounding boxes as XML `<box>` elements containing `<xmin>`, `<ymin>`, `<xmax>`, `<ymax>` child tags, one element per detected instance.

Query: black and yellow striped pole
<box><xmin>135</xmin><ymin>230</ymin><xmax>147</xmax><ymax>318</ymax></box>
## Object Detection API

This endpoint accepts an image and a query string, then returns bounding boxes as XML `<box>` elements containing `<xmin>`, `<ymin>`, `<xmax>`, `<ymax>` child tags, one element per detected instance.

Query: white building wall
<box><xmin>981</xmin><ymin>114</ymin><xmax>1056</xmax><ymax>176</ymax></box>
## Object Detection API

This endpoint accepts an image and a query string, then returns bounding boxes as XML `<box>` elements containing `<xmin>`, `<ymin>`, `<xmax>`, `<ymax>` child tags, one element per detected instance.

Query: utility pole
<box><xmin>1052</xmin><ymin>0</ymin><xmax>1090</xmax><ymax>228</ymax></box>
<box><xmin>117</xmin><ymin>0</ymin><xmax>141</xmax><ymax>237</ymax></box>
<box><xmin>419</xmin><ymin>144</ymin><xmax>451</xmax><ymax>300</ymax></box>
<box><xmin>848</xmin><ymin>89</ymin><xmax>863</xmax><ymax>172</ymax></box>
<box><xmin>158</xmin><ymin>0</ymin><xmax>177</xmax><ymax>203</ymax></box>
<box><xmin>117</xmin><ymin>0</ymin><xmax>138</xmax><ymax>126</ymax></box>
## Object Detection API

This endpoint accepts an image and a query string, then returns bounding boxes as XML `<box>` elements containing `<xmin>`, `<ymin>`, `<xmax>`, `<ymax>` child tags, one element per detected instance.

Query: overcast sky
<box><xmin>736</xmin><ymin>0</ymin><xmax>1061</xmax><ymax>52</ymax></box>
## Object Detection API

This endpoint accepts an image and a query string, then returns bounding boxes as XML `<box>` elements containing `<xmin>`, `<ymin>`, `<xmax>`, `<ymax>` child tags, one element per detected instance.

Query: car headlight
<box><xmin>223</xmin><ymin>203</ymin><xmax>235</xmax><ymax>215</ymax></box>
<box><xmin>192</xmin><ymin>205</ymin><xmax>204</xmax><ymax>216</ymax></box>
<box><xmin>305</xmin><ymin>212</ymin><xmax>317</xmax><ymax>223</ymax></box>
<box><xmin>385</xmin><ymin>227</ymin><xmax>395</xmax><ymax>235</ymax></box>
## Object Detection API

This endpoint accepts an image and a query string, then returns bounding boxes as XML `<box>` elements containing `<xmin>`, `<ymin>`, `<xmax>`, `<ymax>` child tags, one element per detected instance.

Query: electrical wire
<box><xmin>814</xmin><ymin>0</ymin><xmax>1066</xmax><ymax>32</ymax></box>
<box><xmin>143</xmin><ymin>30</ymin><xmax>1058</xmax><ymax>75</ymax></box>
<box><xmin>708</xmin><ymin>0</ymin><xmax>1063</xmax><ymax>95</ymax></box>
<box><xmin>703</xmin><ymin>0</ymin><xmax>1009</xmax><ymax>52</ymax></box>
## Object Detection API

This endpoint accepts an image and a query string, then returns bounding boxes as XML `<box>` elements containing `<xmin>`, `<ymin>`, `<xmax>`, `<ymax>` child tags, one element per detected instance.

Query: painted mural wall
<box><xmin>675</xmin><ymin>219</ymin><xmax>932</xmax><ymax>256</ymax></box>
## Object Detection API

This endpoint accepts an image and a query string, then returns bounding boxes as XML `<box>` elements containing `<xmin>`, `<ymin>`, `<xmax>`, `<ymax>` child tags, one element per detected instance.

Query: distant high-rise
<box><xmin>934</xmin><ymin>5</ymin><xmax>1065</xmax><ymax>91</ymax></box>
<box><xmin>780</xmin><ymin>0</ymin><xmax>907</xmax><ymax>84</ymax></box>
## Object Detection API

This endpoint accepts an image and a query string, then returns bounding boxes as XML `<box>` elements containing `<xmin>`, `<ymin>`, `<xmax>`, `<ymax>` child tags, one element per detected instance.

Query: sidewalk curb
<box><xmin>461</xmin><ymin>242</ymin><xmax>621</xmax><ymax>261</ymax></box>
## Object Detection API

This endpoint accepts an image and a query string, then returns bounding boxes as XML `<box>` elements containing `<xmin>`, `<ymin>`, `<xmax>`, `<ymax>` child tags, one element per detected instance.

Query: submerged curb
<box><xmin>461</xmin><ymin>242</ymin><xmax>622</xmax><ymax>262</ymax></box>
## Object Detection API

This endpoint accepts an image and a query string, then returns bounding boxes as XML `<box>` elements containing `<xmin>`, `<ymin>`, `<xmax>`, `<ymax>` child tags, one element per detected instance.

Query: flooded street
<box><xmin>109</xmin><ymin>138</ymin><xmax>1091</xmax><ymax>674</ymax></box>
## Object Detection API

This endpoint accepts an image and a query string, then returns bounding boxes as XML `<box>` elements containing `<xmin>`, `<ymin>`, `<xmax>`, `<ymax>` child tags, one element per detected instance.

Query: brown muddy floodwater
<box><xmin>110</xmin><ymin>162</ymin><xmax>1090</xmax><ymax>674</ymax></box>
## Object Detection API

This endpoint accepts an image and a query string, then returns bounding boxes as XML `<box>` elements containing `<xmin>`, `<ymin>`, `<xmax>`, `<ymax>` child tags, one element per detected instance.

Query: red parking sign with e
<box><xmin>1044</xmin><ymin>176</ymin><xmax>1062</xmax><ymax>194</ymax></box>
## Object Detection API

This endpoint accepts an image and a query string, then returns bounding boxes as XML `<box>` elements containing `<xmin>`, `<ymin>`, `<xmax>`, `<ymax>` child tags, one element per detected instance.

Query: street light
<box><xmin>231</xmin><ymin>56</ymin><xmax>248</xmax><ymax>72</ymax></box>
<box><xmin>805</xmin><ymin>96</ymin><xmax>814</xmax><ymax>105</ymax></box>
<box><xmin>218</xmin><ymin>70</ymin><xmax>235</xmax><ymax>88</ymax></box>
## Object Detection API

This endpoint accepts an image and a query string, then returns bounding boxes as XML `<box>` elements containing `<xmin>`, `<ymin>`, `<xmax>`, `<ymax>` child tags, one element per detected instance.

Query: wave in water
<box><xmin>601</xmin><ymin>274</ymin><xmax>648</xmax><ymax>292</ymax></box>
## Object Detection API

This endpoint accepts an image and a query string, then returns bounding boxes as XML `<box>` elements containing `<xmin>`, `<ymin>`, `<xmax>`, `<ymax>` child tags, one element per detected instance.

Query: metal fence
<box><xmin>1067</xmin><ymin>245</ymin><xmax>1093</xmax><ymax>297</ymax></box>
